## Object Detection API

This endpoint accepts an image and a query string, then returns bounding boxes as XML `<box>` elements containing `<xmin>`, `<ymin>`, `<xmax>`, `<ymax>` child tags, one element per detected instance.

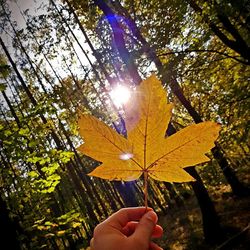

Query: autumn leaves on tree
<box><xmin>77</xmin><ymin>74</ymin><xmax>221</xmax><ymax>207</ymax></box>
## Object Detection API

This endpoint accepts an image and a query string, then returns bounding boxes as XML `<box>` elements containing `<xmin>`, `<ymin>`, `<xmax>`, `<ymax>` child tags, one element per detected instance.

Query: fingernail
<box><xmin>145</xmin><ymin>210</ymin><xmax>157</xmax><ymax>223</ymax></box>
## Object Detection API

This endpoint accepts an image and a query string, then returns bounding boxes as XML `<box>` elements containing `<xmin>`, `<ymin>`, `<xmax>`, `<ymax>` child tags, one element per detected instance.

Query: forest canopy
<box><xmin>0</xmin><ymin>0</ymin><xmax>249</xmax><ymax>249</ymax></box>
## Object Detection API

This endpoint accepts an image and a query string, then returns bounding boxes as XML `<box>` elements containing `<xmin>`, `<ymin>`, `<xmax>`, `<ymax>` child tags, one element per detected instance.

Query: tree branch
<box><xmin>188</xmin><ymin>0</ymin><xmax>250</xmax><ymax>63</ymax></box>
<box><xmin>158</xmin><ymin>49</ymin><xmax>250</xmax><ymax>65</ymax></box>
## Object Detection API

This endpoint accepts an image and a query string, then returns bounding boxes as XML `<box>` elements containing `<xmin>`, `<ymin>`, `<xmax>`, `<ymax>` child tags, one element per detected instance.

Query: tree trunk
<box><xmin>0</xmin><ymin>195</ymin><xmax>21</xmax><ymax>250</ymax></box>
<box><xmin>93</xmin><ymin>0</ymin><xmax>141</xmax><ymax>85</ymax></box>
<box><xmin>212</xmin><ymin>145</ymin><xmax>249</xmax><ymax>197</ymax></box>
<box><xmin>185</xmin><ymin>167</ymin><xmax>225</xmax><ymax>243</ymax></box>
<box><xmin>114</xmin><ymin>182</ymin><xmax>139</xmax><ymax>207</ymax></box>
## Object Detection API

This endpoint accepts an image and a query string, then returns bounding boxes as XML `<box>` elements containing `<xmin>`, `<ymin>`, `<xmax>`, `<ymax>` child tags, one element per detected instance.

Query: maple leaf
<box><xmin>77</xmin><ymin>75</ymin><xmax>220</xmax><ymax>203</ymax></box>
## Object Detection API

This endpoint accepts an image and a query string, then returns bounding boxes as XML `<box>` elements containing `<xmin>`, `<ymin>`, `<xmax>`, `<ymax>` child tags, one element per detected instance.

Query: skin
<box><xmin>90</xmin><ymin>207</ymin><xmax>163</xmax><ymax>250</ymax></box>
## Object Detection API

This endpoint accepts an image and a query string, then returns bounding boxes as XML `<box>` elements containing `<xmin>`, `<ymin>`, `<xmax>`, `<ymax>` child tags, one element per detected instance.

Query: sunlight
<box><xmin>110</xmin><ymin>85</ymin><xmax>131</xmax><ymax>108</ymax></box>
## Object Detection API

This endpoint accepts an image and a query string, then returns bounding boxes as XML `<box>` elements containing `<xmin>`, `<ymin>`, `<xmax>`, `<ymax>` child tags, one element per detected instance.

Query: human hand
<box><xmin>90</xmin><ymin>207</ymin><xmax>163</xmax><ymax>250</ymax></box>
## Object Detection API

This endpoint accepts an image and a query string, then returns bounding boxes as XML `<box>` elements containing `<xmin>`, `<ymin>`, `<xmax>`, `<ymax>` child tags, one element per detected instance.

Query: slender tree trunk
<box><xmin>1</xmin><ymin>90</ymin><xmax>21</xmax><ymax>127</ymax></box>
<box><xmin>114</xmin><ymin>182</ymin><xmax>139</xmax><ymax>207</ymax></box>
<box><xmin>164</xmin><ymin>182</ymin><xmax>184</xmax><ymax>207</ymax></box>
<box><xmin>101</xmin><ymin>181</ymin><xmax>119</xmax><ymax>211</ymax></box>
<box><xmin>0</xmin><ymin>194</ymin><xmax>21</xmax><ymax>250</ymax></box>
<box><xmin>149</xmin><ymin>182</ymin><xmax>168</xmax><ymax>213</ymax></box>
<box><xmin>93</xmin><ymin>0</ymin><xmax>141</xmax><ymax>85</ymax></box>
<box><xmin>185</xmin><ymin>167</ymin><xmax>224</xmax><ymax>244</ymax></box>
<box><xmin>212</xmin><ymin>145</ymin><xmax>249</xmax><ymax>197</ymax></box>
<box><xmin>111</xmin><ymin>183</ymin><xmax>125</xmax><ymax>207</ymax></box>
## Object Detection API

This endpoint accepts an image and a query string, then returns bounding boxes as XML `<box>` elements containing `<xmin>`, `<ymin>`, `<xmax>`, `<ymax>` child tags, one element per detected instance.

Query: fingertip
<box><xmin>132</xmin><ymin>210</ymin><xmax>158</xmax><ymax>241</ymax></box>
<box><xmin>152</xmin><ymin>225</ymin><xmax>163</xmax><ymax>238</ymax></box>
<box><xmin>145</xmin><ymin>210</ymin><xmax>158</xmax><ymax>224</ymax></box>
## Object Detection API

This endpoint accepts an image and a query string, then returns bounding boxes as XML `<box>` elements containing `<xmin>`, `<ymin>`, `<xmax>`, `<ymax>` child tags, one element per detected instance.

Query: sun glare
<box><xmin>119</xmin><ymin>153</ymin><xmax>134</xmax><ymax>160</ymax></box>
<box><xmin>110</xmin><ymin>85</ymin><xmax>131</xmax><ymax>108</ymax></box>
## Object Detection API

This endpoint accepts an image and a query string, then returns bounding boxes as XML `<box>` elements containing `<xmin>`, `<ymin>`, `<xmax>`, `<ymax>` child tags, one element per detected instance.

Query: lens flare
<box><xmin>119</xmin><ymin>153</ymin><xmax>133</xmax><ymax>160</ymax></box>
<box><xmin>110</xmin><ymin>85</ymin><xmax>131</xmax><ymax>108</ymax></box>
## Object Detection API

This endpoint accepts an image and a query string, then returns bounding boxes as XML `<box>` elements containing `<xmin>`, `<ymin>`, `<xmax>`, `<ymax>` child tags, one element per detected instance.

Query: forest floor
<box><xmin>155</xmin><ymin>183</ymin><xmax>250</xmax><ymax>250</ymax></box>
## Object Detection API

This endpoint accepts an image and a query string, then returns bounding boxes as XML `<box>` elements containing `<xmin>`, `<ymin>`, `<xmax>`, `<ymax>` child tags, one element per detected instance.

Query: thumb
<box><xmin>133</xmin><ymin>210</ymin><xmax>158</xmax><ymax>242</ymax></box>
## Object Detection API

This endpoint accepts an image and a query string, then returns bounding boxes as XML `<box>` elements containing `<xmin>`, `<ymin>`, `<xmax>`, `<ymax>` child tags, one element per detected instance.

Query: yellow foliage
<box><xmin>56</xmin><ymin>230</ymin><xmax>66</xmax><ymax>236</ymax></box>
<box><xmin>78</xmin><ymin>75</ymin><xmax>220</xmax><ymax>183</ymax></box>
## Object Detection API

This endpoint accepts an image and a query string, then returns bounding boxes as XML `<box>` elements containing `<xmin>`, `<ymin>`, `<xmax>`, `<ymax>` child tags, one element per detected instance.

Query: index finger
<box><xmin>104</xmin><ymin>207</ymin><xmax>153</xmax><ymax>230</ymax></box>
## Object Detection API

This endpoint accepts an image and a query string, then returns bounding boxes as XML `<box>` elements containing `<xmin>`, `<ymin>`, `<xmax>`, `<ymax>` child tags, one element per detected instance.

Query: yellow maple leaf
<box><xmin>77</xmin><ymin>75</ymin><xmax>220</xmax><ymax>185</ymax></box>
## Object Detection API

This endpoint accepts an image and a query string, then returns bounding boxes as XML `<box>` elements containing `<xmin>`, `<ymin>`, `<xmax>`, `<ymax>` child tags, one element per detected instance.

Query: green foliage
<box><xmin>0</xmin><ymin>83</ymin><xmax>6</xmax><ymax>91</ymax></box>
<box><xmin>29</xmin><ymin>210</ymin><xmax>86</xmax><ymax>249</ymax></box>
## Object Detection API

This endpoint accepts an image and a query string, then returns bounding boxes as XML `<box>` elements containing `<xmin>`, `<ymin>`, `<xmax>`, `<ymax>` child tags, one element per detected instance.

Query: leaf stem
<box><xmin>143</xmin><ymin>171</ymin><xmax>148</xmax><ymax>209</ymax></box>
